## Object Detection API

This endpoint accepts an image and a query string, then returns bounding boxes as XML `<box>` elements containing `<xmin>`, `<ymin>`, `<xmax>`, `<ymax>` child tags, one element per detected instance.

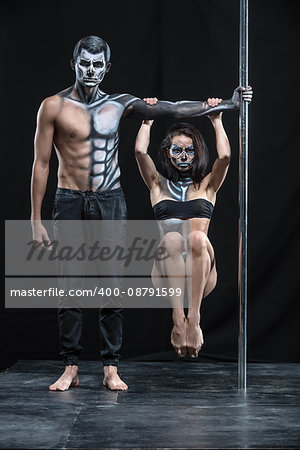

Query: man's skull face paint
<box><xmin>75</xmin><ymin>49</ymin><xmax>108</xmax><ymax>87</ymax></box>
<box><xmin>169</xmin><ymin>135</ymin><xmax>195</xmax><ymax>170</ymax></box>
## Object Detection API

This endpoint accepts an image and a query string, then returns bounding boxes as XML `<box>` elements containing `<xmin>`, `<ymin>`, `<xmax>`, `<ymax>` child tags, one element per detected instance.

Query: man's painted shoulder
<box><xmin>56</xmin><ymin>86</ymin><xmax>74</xmax><ymax>98</ymax></box>
<box><xmin>108</xmin><ymin>93</ymin><xmax>140</xmax><ymax>105</ymax></box>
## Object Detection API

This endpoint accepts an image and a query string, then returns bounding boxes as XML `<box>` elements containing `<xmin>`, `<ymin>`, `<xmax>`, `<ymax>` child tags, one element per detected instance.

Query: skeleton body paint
<box><xmin>169</xmin><ymin>143</ymin><xmax>195</xmax><ymax>170</ymax></box>
<box><xmin>158</xmin><ymin>173</ymin><xmax>193</xmax><ymax>202</ymax></box>
<box><xmin>75</xmin><ymin>49</ymin><xmax>107</xmax><ymax>88</ymax></box>
<box><xmin>155</xmin><ymin>173</ymin><xmax>196</xmax><ymax>248</ymax></box>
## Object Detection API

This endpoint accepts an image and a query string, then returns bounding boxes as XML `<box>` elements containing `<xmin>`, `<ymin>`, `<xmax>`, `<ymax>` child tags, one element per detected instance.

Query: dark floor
<box><xmin>0</xmin><ymin>360</ymin><xmax>299</xmax><ymax>449</ymax></box>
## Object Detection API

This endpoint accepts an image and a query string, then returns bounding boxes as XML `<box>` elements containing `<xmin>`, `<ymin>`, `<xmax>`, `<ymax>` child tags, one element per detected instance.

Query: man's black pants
<box><xmin>52</xmin><ymin>186</ymin><xmax>127</xmax><ymax>367</ymax></box>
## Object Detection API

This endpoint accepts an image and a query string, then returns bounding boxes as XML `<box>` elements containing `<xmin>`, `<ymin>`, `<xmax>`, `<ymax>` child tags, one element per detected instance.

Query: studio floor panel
<box><xmin>0</xmin><ymin>360</ymin><xmax>299</xmax><ymax>449</ymax></box>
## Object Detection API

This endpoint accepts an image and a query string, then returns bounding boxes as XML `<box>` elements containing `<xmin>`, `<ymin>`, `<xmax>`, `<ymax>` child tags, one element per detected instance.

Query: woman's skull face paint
<box><xmin>169</xmin><ymin>135</ymin><xmax>195</xmax><ymax>170</ymax></box>
<box><xmin>75</xmin><ymin>49</ymin><xmax>108</xmax><ymax>87</ymax></box>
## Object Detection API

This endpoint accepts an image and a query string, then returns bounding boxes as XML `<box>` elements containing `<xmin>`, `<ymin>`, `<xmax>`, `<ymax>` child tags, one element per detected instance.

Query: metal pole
<box><xmin>238</xmin><ymin>0</ymin><xmax>249</xmax><ymax>391</ymax></box>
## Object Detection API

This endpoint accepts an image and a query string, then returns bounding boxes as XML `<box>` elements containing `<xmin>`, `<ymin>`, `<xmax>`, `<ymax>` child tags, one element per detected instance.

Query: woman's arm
<box><xmin>134</xmin><ymin>120</ymin><xmax>159</xmax><ymax>190</ymax></box>
<box><xmin>207</xmin><ymin>112</ymin><xmax>231</xmax><ymax>193</ymax></box>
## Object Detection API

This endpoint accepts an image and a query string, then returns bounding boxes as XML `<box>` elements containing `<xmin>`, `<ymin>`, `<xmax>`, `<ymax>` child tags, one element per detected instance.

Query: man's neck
<box><xmin>75</xmin><ymin>81</ymin><xmax>100</xmax><ymax>104</ymax></box>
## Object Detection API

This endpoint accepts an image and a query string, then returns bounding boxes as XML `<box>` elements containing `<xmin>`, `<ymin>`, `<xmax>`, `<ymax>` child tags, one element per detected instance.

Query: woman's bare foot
<box><xmin>103</xmin><ymin>366</ymin><xmax>128</xmax><ymax>391</ymax></box>
<box><xmin>49</xmin><ymin>365</ymin><xmax>79</xmax><ymax>391</ymax></box>
<box><xmin>186</xmin><ymin>317</ymin><xmax>204</xmax><ymax>358</ymax></box>
<box><xmin>171</xmin><ymin>317</ymin><xmax>187</xmax><ymax>357</ymax></box>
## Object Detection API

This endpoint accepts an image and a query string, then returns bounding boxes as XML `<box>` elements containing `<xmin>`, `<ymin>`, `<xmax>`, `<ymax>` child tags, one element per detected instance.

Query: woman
<box><xmin>134</xmin><ymin>89</ymin><xmax>252</xmax><ymax>358</ymax></box>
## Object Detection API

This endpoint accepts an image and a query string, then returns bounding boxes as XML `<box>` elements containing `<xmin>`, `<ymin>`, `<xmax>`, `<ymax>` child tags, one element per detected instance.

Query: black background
<box><xmin>1</xmin><ymin>0</ymin><xmax>299</xmax><ymax>368</ymax></box>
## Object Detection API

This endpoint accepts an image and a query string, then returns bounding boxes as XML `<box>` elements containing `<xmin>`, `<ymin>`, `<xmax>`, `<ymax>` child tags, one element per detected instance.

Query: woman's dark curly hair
<box><xmin>158</xmin><ymin>123</ymin><xmax>209</xmax><ymax>187</ymax></box>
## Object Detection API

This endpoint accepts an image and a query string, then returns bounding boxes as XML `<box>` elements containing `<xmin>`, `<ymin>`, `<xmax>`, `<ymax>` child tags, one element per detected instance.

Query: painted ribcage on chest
<box><xmin>89</xmin><ymin>102</ymin><xmax>123</xmax><ymax>190</ymax></box>
<box><xmin>90</xmin><ymin>135</ymin><xmax>120</xmax><ymax>190</ymax></box>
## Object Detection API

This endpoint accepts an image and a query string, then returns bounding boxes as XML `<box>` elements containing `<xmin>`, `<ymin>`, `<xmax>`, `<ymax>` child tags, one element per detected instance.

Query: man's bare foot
<box><xmin>171</xmin><ymin>317</ymin><xmax>187</xmax><ymax>357</ymax></box>
<box><xmin>49</xmin><ymin>365</ymin><xmax>79</xmax><ymax>391</ymax></box>
<box><xmin>186</xmin><ymin>317</ymin><xmax>204</xmax><ymax>358</ymax></box>
<box><xmin>103</xmin><ymin>366</ymin><xmax>128</xmax><ymax>391</ymax></box>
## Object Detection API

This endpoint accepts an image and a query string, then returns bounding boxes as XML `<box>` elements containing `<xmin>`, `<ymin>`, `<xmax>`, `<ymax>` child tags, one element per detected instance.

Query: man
<box><xmin>31</xmin><ymin>35</ymin><xmax>251</xmax><ymax>392</ymax></box>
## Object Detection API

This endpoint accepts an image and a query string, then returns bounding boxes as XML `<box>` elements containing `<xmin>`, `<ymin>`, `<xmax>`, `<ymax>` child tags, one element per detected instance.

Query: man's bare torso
<box><xmin>52</xmin><ymin>87</ymin><xmax>137</xmax><ymax>191</ymax></box>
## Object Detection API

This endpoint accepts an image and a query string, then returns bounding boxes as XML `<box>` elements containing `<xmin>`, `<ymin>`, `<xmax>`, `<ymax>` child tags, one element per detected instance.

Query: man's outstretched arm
<box><xmin>128</xmin><ymin>87</ymin><xmax>252</xmax><ymax>119</ymax></box>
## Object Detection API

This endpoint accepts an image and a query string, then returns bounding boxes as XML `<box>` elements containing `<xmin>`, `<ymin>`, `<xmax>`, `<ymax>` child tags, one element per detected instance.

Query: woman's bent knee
<box><xmin>187</xmin><ymin>231</ymin><xmax>208</xmax><ymax>255</ymax></box>
<box><xmin>160</xmin><ymin>232</ymin><xmax>183</xmax><ymax>257</ymax></box>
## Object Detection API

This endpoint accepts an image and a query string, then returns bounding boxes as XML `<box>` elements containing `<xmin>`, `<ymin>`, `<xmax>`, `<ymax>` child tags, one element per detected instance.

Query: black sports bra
<box><xmin>153</xmin><ymin>198</ymin><xmax>214</xmax><ymax>220</ymax></box>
